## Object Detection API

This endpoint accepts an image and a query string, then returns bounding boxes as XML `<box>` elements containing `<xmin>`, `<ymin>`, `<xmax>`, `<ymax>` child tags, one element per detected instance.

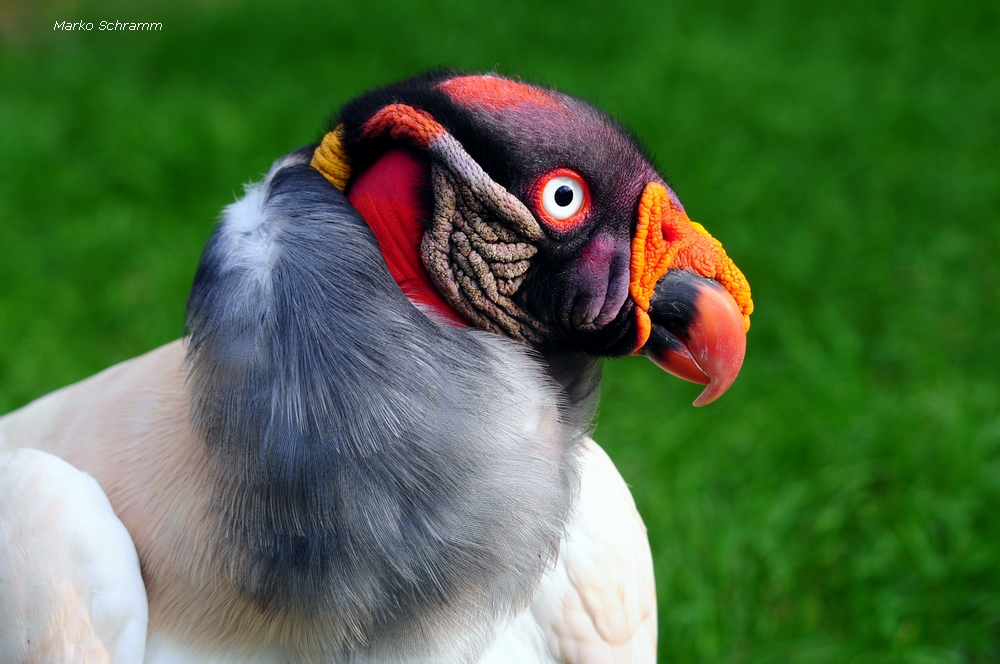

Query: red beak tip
<box><xmin>692</xmin><ymin>376</ymin><xmax>733</xmax><ymax>407</ymax></box>
<box><xmin>692</xmin><ymin>391</ymin><xmax>714</xmax><ymax>407</ymax></box>
<box><xmin>642</xmin><ymin>276</ymin><xmax>747</xmax><ymax>406</ymax></box>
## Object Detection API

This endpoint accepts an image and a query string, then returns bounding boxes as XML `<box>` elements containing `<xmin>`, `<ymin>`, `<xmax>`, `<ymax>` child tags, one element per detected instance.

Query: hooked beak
<box><xmin>639</xmin><ymin>270</ymin><xmax>746</xmax><ymax>406</ymax></box>
<box><xmin>629</xmin><ymin>182</ymin><xmax>753</xmax><ymax>406</ymax></box>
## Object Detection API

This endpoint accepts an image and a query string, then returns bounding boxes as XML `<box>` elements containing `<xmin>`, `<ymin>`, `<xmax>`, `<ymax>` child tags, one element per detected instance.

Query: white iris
<box><xmin>541</xmin><ymin>176</ymin><xmax>585</xmax><ymax>220</ymax></box>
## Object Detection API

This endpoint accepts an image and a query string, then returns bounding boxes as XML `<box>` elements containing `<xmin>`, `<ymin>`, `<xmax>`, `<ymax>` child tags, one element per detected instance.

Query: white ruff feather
<box><xmin>0</xmin><ymin>449</ymin><xmax>148</xmax><ymax>663</ymax></box>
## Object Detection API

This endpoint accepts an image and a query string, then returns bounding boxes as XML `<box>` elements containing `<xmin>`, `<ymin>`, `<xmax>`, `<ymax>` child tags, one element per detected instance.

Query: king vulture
<box><xmin>0</xmin><ymin>71</ymin><xmax>753</xmax><ymax>663</ymax></box>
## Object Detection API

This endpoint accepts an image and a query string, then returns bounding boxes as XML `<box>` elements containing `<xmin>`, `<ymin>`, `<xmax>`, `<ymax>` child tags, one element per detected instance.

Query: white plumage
<box><xmin>483</xmin><ymin>440</ymin><xmax>657</xmax><ymax>663</ymax></box>
<box><xmin>0</xmin><ymin>343</ymin><xmax>655</xmax><ymax>663</ymax></box>
<box><xmin>0</xmin><ymin>448</ymin><xmax>148</xmax><ymax>663</ymax></box>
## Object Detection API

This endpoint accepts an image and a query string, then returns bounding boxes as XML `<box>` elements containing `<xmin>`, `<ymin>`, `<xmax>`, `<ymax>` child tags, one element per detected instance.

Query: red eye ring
<box><xmin>530</xmin><ymin>168</ymin><xmax>591</xmax><ymax>232</ymax></box>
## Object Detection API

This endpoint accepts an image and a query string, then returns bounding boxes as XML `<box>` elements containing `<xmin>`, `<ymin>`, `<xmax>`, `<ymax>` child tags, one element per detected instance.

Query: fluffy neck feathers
<box><xmin>183</xmin><ymin>152</ymin><xmax>581</xmax><ymax>661</ymax></box>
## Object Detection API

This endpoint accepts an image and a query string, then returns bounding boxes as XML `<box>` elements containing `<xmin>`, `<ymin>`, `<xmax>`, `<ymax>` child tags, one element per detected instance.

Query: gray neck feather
<box><xmin>184</xmin><ymin>149</ymin><xmax>587</xmax><ymax>662</ymax></box>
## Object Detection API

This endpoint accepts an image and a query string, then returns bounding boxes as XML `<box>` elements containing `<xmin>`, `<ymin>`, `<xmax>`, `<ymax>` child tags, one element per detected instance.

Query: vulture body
<box><xmin>0</xmin><ymin>71</ymin><xmax>752</xmax><ymax>663</ymax></box>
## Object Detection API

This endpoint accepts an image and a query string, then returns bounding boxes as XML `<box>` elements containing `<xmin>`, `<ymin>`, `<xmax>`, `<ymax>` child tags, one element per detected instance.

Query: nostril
<box><xmin>661</xmin><ymin>222</ymin><xmax>679</xmax><ymax>243</ymax></box>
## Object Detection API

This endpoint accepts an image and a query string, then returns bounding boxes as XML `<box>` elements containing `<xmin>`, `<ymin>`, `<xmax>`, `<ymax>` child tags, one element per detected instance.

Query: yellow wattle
<box><xmin>311</xmin><ymin>124</ymin><xmax>352</xmax><ymax>192</ymax></box>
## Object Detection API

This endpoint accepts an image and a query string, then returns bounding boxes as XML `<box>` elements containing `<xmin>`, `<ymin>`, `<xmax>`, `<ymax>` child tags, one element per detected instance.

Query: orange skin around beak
<box><xmin>630</xmin><ymin>183</ymin><xmax>754</xmax><ymax>406</ymax></box>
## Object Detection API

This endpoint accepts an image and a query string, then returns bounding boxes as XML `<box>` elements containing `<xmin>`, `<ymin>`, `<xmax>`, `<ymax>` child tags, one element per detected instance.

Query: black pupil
<box><xmin>554</xmin><ymin>185</ymin><xmax>574</xmax><ymax>207</ymax></box>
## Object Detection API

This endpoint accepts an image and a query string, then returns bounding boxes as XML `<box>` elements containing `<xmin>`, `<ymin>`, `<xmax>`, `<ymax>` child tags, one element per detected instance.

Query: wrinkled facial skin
<box><xmin>437</xmin><ymin>85</ymin><xmax>669</xmax><ymax>356</ymax></box>
<box><xmin>326</xmin><ymin>71</ymin><xmax>750</xmax><ymax>406</ymax></box>
<box><xmin>336</xmin><ymin>72</ymin><xmax>692</xmax><ymax>358</ymax></box>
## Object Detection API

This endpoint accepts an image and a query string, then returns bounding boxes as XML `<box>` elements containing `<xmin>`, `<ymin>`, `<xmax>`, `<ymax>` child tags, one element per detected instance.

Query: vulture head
<box><xmin>182</xmin><ymin>70</ymin><xmax>753</xmax><ymax>659</ymax></box>
<box><xmin>319</xmin><ymin>70</ymin><xmax>753</xmax><ymax>405</ymax></box>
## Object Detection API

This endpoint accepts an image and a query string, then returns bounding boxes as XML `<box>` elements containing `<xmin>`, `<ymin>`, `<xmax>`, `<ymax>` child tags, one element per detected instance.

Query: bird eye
<box><xmin>533</xmin><ymin>169</ymin><xmax>590</xmax><ymax>231</ymax></box>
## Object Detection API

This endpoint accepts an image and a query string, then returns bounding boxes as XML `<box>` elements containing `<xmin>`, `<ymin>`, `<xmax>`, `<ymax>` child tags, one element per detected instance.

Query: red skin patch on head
<box><xmin>436</xmin><ymin>76</ymin><xmax>563</xmax><ymax>113</ymax></box>
<box><xmin>347</xmin><ymin>149</ymin><xmax>468</xmax><ymax>327</ymax></box>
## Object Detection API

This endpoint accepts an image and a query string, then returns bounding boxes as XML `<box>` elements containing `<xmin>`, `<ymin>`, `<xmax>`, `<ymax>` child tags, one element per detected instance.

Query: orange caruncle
<box><xmin>630</xmin><ymin>183</ymin><xmax>753</xmax><ymax>351</ymax></box>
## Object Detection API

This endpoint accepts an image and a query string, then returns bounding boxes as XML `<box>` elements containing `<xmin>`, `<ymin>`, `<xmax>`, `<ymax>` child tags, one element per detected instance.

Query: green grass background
<box><xmin>2</xmin><ymin>0</ymin><xmax>998</xmax><ymax>660</ymax></box>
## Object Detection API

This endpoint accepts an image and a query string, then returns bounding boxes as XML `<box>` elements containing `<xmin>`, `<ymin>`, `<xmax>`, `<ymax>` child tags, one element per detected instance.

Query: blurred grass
<box><xmin>1</xmin><ymin>0</ymin><xmax>998</xmax><ymax>661</ymax></box>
